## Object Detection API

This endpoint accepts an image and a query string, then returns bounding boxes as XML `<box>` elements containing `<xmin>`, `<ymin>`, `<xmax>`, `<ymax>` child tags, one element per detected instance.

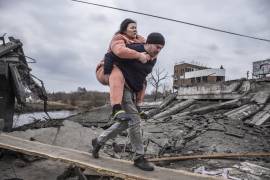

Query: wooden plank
<box><xmin>0</xmin><ymin>133</ymin><xmax>217</xmax><ymax>180</ymax></box>
<box><xmin>148</xmin><ymin>152</ymin><xmax>270</xmax><ymax>162</ymax></box>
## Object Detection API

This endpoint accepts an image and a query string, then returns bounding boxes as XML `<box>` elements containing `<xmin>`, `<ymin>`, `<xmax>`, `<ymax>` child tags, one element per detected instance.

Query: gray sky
<box><xmin>1</xmin><ymin>0</ymin><xmax>270</xmax><ymax>93</ymax></box>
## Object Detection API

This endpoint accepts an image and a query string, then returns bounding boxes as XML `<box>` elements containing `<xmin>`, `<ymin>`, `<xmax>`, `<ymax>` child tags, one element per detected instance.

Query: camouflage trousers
<box><xmin>0</xmin><ymin>118</ymin><xmax>4</xmax><ymax>132</ymax></box>
<box><xmin>97</xmin><ymin>88</ymin><xmax>144</xmax><ymax>156</ymax></box>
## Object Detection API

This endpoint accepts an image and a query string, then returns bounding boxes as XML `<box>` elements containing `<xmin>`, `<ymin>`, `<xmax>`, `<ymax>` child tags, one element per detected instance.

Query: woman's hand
<box><xmin>104</xmin><ymin>74</ymin><xmax>110</xmax><ymax>84</ymax></box>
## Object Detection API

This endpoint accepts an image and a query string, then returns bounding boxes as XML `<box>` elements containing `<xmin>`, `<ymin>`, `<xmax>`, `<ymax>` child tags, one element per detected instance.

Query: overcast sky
<box><xmin>1</xmin><ymin>0</ymin><xmax>270</xmax><ymax>93</ymax></box>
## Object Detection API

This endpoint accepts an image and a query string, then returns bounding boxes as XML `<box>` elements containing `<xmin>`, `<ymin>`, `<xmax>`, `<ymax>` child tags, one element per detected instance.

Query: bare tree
<box><xmin>147</xmin><ymin>67</ymin><xmax>169</xmax><ymax>101</ymax></box>
<box><xmin>162</xmin><ymin>83</ymin><xmax>171</xmax><ymax>98</ymax></box>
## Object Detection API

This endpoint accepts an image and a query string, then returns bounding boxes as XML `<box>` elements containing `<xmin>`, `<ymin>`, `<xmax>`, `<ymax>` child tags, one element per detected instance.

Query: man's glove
<box><xmin>136</xmin><ymin>105</ymin><xmax>148</xmax><ymax>119</ymax></box>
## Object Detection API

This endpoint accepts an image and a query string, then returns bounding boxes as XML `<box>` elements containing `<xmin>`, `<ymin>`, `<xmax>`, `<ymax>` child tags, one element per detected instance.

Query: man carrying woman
<box><xmin>94</xmin><ymin>18</ymin><xmax>165</xmax><ymax>171</ymax></box>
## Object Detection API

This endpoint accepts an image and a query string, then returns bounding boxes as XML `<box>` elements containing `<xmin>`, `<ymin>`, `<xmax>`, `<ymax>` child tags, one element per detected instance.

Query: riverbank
<box><xmin>15</xmin><ymin>101</ymin><xmax>78</xmax><ymax>113</ymax></box>
<box><xmin>13</xmin><ymin>110</ymin><xmax>78</xmax><ymax>128</ymax></box>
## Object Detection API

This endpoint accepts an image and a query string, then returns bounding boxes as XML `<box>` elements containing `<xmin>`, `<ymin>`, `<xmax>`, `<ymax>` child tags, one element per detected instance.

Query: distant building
<box><xmin>173</xmin><ymin>62</ymin><xmax>225</xmax><ymax>88</ymax></box>
<box><xmin>253</xmin><ymin>59</ymin><xmax>270</xmax><ymax>78</ymax></box>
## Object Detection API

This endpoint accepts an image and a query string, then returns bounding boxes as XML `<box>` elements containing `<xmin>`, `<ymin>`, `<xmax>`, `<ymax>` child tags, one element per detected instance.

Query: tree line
<box><xmin>48</xmin><ymin>88</ymin><xmax>109</xmax><ymax>109</ymax></box>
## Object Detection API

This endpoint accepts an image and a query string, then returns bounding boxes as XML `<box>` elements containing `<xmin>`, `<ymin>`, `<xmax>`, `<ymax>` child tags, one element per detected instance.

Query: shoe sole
<box><xmin>134</xmin><ymin>164</ymin><xmax>154</xmax><ymax>171</ymax></box>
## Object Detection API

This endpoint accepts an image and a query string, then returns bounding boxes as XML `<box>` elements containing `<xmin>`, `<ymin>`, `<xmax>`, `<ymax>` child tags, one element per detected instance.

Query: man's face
<box><xmin>148</xmin><ymin>44</ymin><xmax>164</xmax><ymax>57</ymax></box>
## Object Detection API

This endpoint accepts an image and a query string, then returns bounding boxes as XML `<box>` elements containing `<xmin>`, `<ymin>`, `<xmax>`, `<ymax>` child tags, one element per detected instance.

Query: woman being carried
<box><xmin>96</xmin><ymin>18</ymin><xmax>151</xmax><ymax>120</ymax></box>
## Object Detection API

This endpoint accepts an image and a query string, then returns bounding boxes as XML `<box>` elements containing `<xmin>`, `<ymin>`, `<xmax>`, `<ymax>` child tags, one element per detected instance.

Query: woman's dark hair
<box><xmin>115</xmin><ymin>18</ymin><xmax>136</xmax><ymax>34</ymax></box>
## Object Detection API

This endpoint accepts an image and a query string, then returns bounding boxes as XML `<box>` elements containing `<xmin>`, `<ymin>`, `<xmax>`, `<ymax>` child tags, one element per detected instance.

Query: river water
<box><xmin>13</xmin><ymin>110</ymin><xmax>77</xmax><ymax>128</ymax></box>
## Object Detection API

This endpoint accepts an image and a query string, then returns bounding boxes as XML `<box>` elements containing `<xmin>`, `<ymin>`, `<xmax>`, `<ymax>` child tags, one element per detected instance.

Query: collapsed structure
<box><xmin>0</xmin><ymin>35</ymin><xmax>48</xmax><ymax>132</ymax></box>
<box><xmin>4</xmin><ymin>78</ymin><xmax>268</xmax><ymax>179</ymax></box>
<box><xmin>69</xmin><ymin>78</ymin><xmax>269</xmax><ymax>179</ymax></box>
<box><xmin>1</xmin><ymin>55</ymin><xmax>270</xmax><ymax>179</ymax></box>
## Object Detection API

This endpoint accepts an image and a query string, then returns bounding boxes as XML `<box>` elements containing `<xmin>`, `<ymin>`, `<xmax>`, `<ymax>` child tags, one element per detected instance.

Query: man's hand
<box><xmin>138</xmin><ymin>52</ymin><xmax>151</xmax><ymax>64</ymax></box>
<box><xmin>136</xmin><ymin>105</ymin><xmax>148</xmax><ymax>119</ymax></box>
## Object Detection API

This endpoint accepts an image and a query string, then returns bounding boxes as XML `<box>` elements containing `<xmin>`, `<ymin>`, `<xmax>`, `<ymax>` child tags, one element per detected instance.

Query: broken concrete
<box><xmin>144</xmin><ymin>93</ymin><xmax>177</xmax><ymax>117</ymax></box>
<box><xmin>152</xmin><ymin>99</ymin><xmax>195</xmax><ymax>119</ymax></box>
<box><xmin>1</xmin><ymin>79</ymin><xmax>270</xmax><ymax>179</ymax></box>
<box><xmin>248</xmin><ymin>103</ymin><xmax>270</xmax><ymax>125</ymax></box>
<box><xmin>9</xmin><ymin>120</ymin><xmax>103</xmax><ymax>152</ymax></box>
<box><xmin>175</xmin><ymin>98</ymin><xmax>246</xmax><ymax>117</ymax></box>
<box><xmin>225</xmin><ymin>103</ymin><xmax>262</xmax><ymax>121</ymax></box>
<box><xmin>234</xmin><ymin>162</ymin><xmax>270</xmax><ymax>178</ymax></box>
<box><xmin>177</xmin><ymin>79</ymin><xmax>250</xmax><ymax>100</ymax></box>
<box><xmin>251</xmin><ymin>91</ymin><xmax>270</xmax><ymax>105</ymax></box>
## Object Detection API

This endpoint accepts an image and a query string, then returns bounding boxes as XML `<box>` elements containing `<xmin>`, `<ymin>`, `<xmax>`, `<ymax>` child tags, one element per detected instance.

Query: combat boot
<box><xmin>92</xmin><ymin>138</ymin><xmax>102</xmax><ymax>158</ymax></box>
<box><xmin>134</xmin><ymin>155</ymin><xmax>155</xmax><ymax>171</ymax></box>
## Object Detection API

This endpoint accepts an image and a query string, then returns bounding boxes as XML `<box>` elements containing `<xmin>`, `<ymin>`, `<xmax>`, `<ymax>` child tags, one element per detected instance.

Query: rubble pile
<box><xmin>98</xmin><ymin>80</ymin><xmax>270</xmax><ymax>179</ymax></box>
<box><xmin>1</xmin><ymin>79</ymin><xmax>270</xmax><ymax>179</ymax></box>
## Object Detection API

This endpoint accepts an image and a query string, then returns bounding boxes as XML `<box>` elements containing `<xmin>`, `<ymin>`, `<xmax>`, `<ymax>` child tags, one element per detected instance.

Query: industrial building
<box><xmin>173</xmin><ymin>62</ymin><xmax>225</xmax><ymax>88</ymax></box>
<box><xmin>253</xmin><ymin>59</ymin><xmax>270</xmax><ymax>78</ymax></box>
